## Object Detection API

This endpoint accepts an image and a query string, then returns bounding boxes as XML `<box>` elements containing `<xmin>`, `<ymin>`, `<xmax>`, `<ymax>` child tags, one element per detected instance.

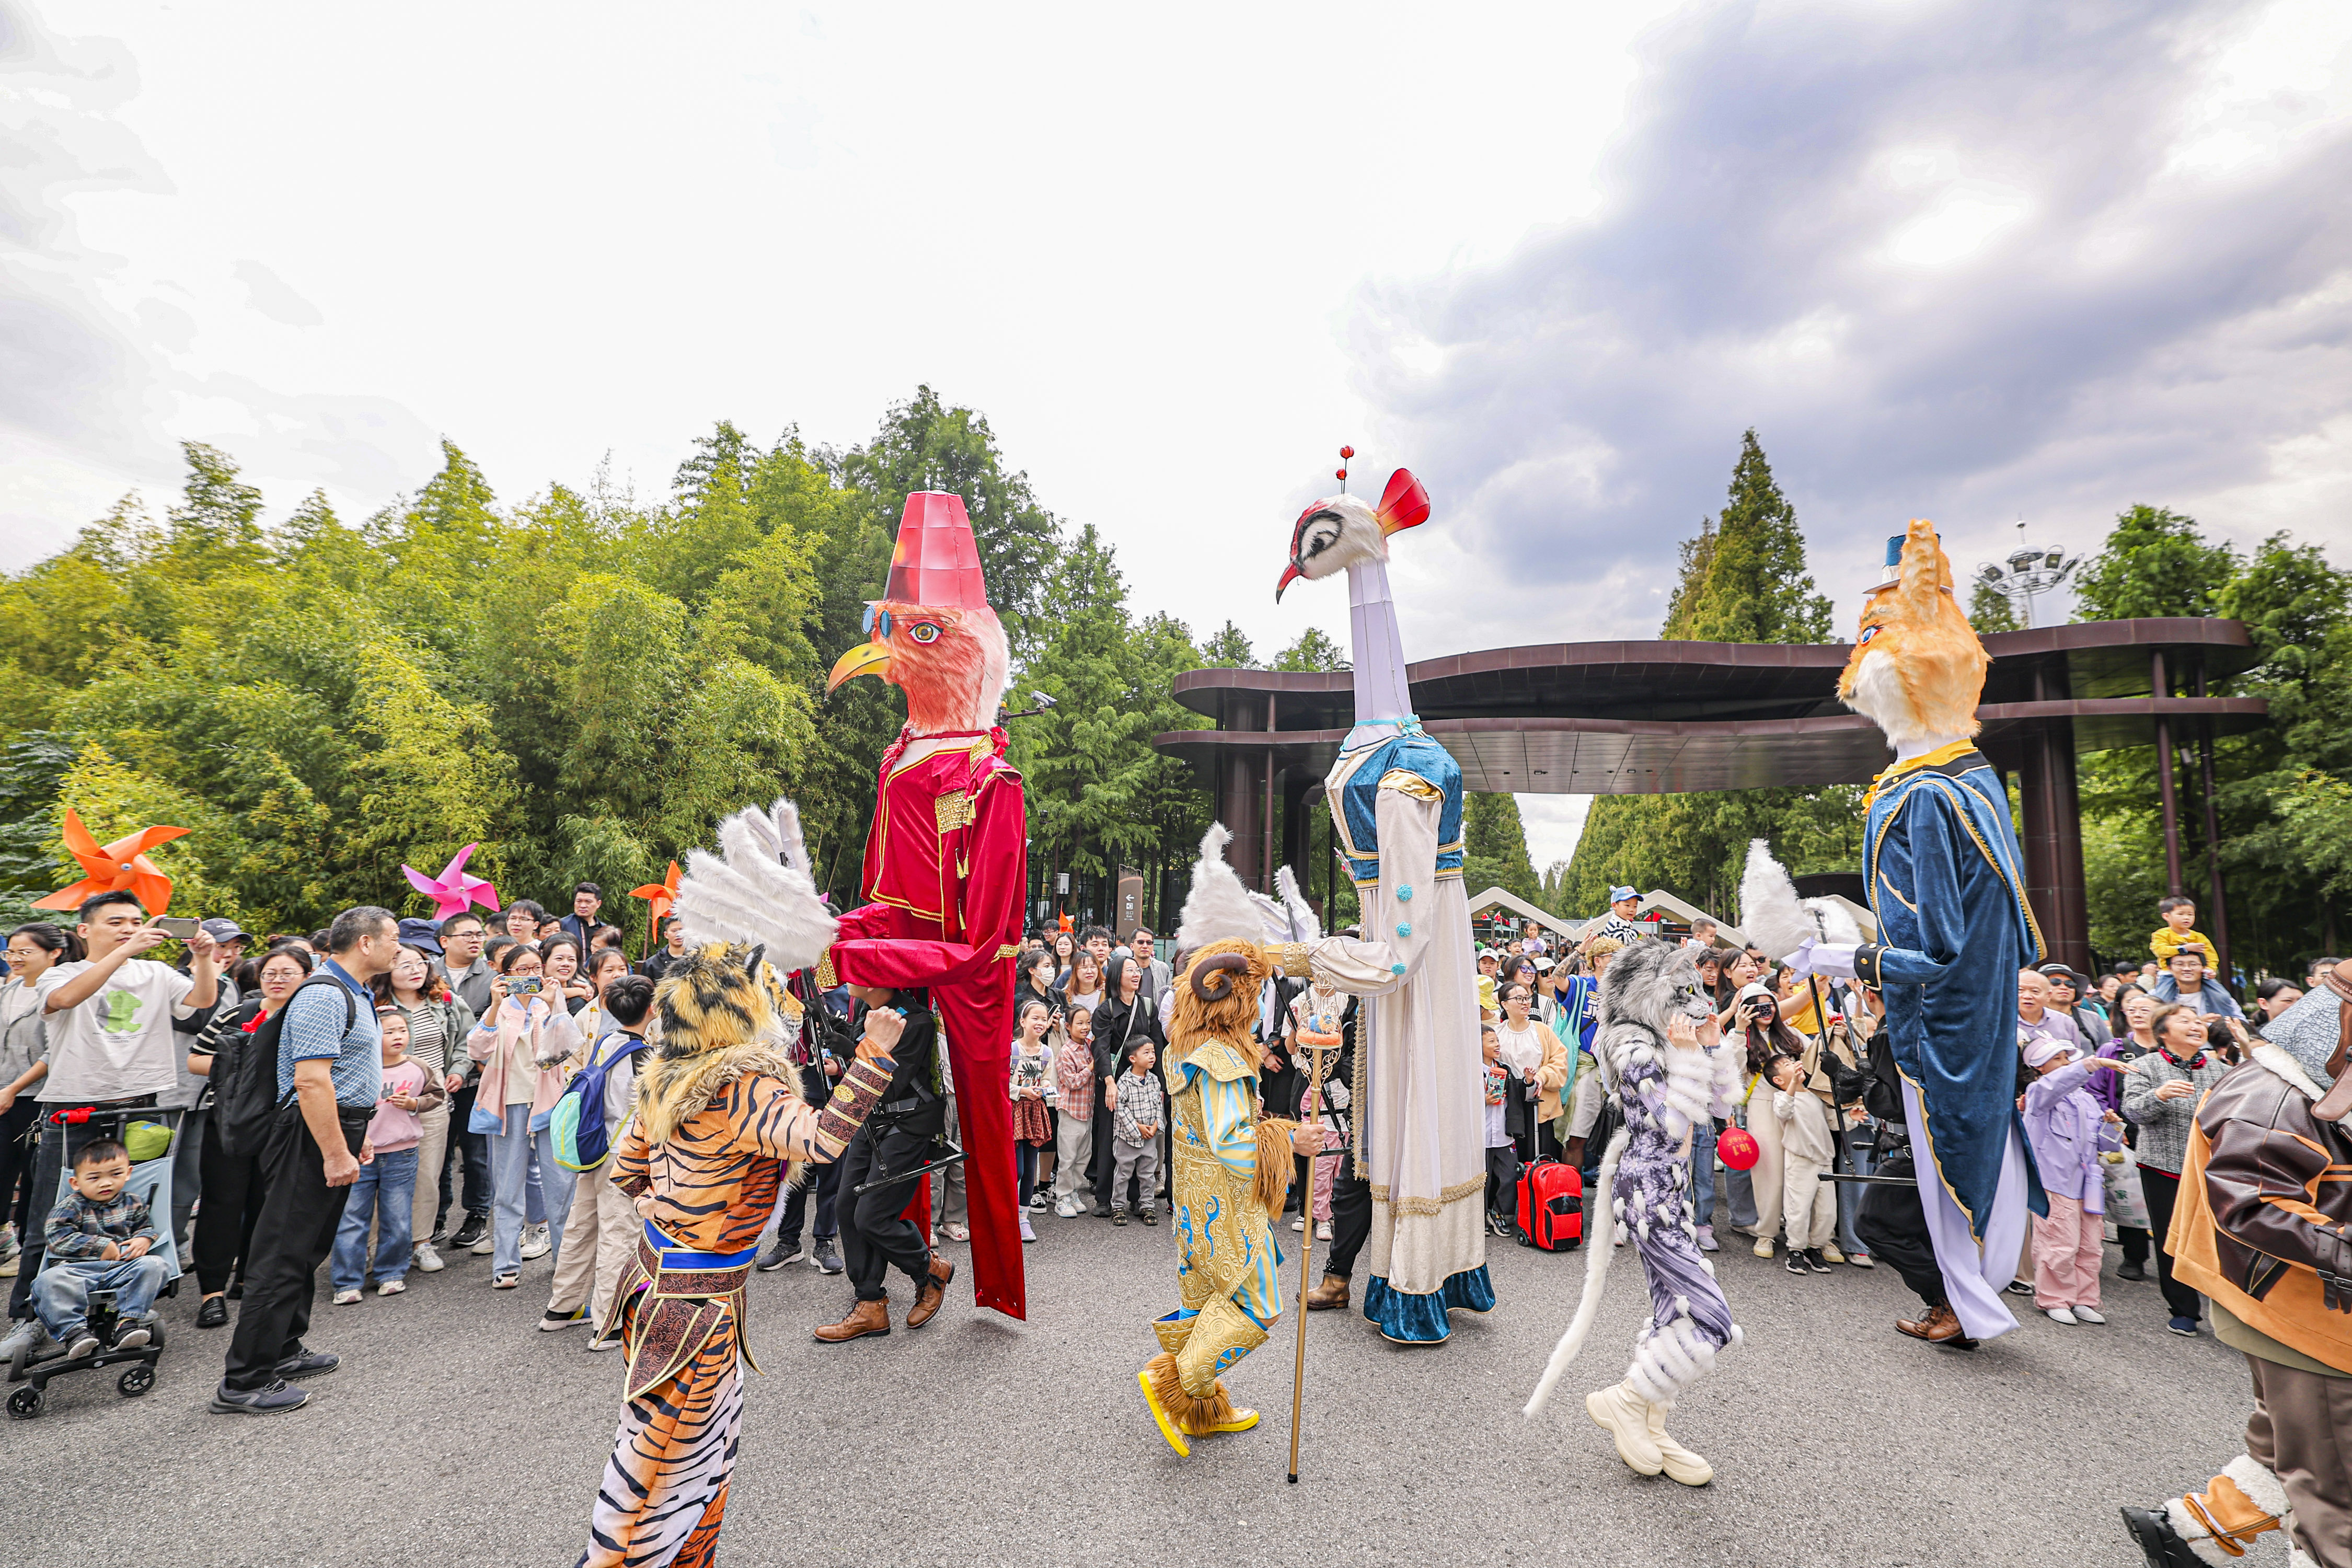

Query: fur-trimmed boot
<box><xmin>1585</xmin><ymin>1380</ymin><xmax>1664</xmax><ymax>1476</ymax></box>
<box><xmin>1139</xmin><ymin>1354</ymin><xmax>1257</xmax><ymax>1456</ymax></box>
<box><xmin>1643</xmin><ymin>1398</ymin><xmax>1713</xmax><ymax>1486</ymax></box>
<box><xmin>2121</xmin><ymin>1455</ymin><xmax>2292</xmax><ymax>1567</ymax></box>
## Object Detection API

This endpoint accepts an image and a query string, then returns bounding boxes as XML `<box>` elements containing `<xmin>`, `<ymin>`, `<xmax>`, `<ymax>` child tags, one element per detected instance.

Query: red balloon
<box><xmin>1716</xmin><ymin>1126</ymin><xmax>1762</xmax><ymax>1171</ymax></box>
<box><xmin>1340</xmin><ymin>445</ymin><xmax>1355</xmax><ymax>459</ymax></box>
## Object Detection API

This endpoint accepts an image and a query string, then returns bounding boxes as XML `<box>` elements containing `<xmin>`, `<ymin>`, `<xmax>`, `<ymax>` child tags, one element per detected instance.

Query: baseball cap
<box><xmin>397</xmin><ymin>917</ymin><xmax>445</xmax><ymax>955</ymax></box>
<box><xmin>200</xmin><ymin>917</ymin><xmax>248</xmax><ymax>944</ymax></box>
<box><xmin>1607</xmin><ymin>886</ymin><xmax>1638</xmax><ymax>904</ymax></box>
<box><xmin>2022</xmin><ymin>1037</ymin><xmax>2074</xmax><ymax>1069</ymax></box>
<box><xmin>2035</xmin><ymin>962</ymin><xmax>2084</xmax><ymax>987</ymax></box>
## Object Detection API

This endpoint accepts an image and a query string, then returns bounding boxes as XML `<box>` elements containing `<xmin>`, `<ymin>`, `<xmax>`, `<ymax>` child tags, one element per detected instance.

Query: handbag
<box><xmin>2100</xmin><ymin>1141</ymin><xmax>2150</xmax><ymax>1230</ymax></box>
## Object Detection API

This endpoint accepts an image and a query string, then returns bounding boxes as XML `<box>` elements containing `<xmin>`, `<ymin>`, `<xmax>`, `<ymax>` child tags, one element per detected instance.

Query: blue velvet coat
<box><xmin>1856</xmin><ymin>747</ymin><xmax>2049</xmax><ymax>1237</ymax></box>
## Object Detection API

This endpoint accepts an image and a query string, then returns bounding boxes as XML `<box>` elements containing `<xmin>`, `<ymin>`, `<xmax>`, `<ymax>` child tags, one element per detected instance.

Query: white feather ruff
<box><xmin>670</xmin><ymin>797</ymin><xmax>839</xmax><ymax>970</ymax></box>
<box><xmin>1175</xmin><ymin>824</ymin><xmax>1268</xmax><ymax>953</ymax></box>
<box><xmin>1524</xmin><ymin>1126</ymin><xmax>1630</xmax><ymax>1419</ymax></box>
<box><xmin>1739</xmin><ymin>839</ymin><xmax>1815</xmax><ymax>963</ymax></box>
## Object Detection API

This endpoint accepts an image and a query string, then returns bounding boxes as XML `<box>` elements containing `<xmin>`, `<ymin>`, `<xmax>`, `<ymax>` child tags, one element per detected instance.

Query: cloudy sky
<box><xmin>6</xmin><ymin>1</ymin><xmax>2349</xmax><ymax>870</ymax></box>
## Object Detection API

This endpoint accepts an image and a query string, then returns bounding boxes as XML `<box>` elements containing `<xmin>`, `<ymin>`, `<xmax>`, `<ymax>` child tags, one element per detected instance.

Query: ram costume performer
<box><xmin>1525</xmin><ymin>940</ymin><xmax>1743</xmax><ymax>1486</ymax></box>
<box><xmin>2122</xmin><ymin>967</ymin><xmax>2352</xmax><ymax>1568</ymax></box>
<box><xmin>580</xmin><ymin>800</ymin><xmax>896</xmax><ymax>1568</ymax></box>
<box><xmin>1138</xmin><ymin>826</ymin><xmax>1395</xmax><ymax>1451</ymax></box>
<box><xmin>1753</xmin><ymin>520</ymin><xmax>2047</xmax><ymax>1345</ymax></box>
<box><xmin>818</xmin><ymin>491</ymin><xmax>1027</xmax><ymax>1321</ymax></box>
<box><xmin>1275</xmin><ymin>465</ymin><xmax>1493</xmax><ymax>1344</ymax></box>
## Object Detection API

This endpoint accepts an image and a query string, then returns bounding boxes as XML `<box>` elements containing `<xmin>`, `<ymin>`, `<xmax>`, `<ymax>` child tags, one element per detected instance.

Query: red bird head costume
<box><xmin>827</xmin><ymin>492</ymin><xmax>1009</xmax><ymax>734</ymax></box>
<box><xmin>818</xmin><ymin>490</ymin><xmax>1030</xmax><ymax>1320</ymax></box>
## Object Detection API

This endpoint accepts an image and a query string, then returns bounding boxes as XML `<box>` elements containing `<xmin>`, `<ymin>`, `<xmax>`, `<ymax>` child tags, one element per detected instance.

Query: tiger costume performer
<box><xmin>580</xmin><ymin>948</ymin><xmax>898</xmax><ymax>1568</ymax></box>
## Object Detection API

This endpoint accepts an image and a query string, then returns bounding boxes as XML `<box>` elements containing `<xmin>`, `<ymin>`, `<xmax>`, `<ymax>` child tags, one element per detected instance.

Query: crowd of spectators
<box><xmin>0</xmin><ymin>874</ymin><xmax>2318</xmax><ymax>1416</ymax></box>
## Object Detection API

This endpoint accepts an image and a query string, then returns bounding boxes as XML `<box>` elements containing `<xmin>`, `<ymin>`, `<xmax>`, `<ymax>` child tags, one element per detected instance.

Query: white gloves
<box><xmin>1783</xmin><ymin>937</ymin><xmax>1858</xmax><ymax>981</ymax></box>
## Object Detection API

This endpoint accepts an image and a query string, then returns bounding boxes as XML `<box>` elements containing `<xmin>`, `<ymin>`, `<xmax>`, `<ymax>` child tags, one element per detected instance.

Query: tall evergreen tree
<box><xmin>1563</xmin><ymin>430</ymin><xmax>1854</xmax><ymax>917</ymax></box>
<box><xmin>1201</xmin><ymin>621</ymin><xmax>1256</xmax><ymax>668</ymax></box>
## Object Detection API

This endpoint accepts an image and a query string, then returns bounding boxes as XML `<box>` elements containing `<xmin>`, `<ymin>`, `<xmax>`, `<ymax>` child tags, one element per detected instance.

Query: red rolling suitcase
<box><xmin>1515</xmin><ymin>1158</ymin><xmax>1583</xmax><ymax>1251</ymax></box>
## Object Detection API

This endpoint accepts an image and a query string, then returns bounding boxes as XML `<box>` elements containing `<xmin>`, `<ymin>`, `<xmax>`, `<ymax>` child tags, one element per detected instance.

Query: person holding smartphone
<box><xmin>464</xmin><ymin>943</ymin><xmax>583</xmax><ymax>1288</ymax></box>
<box><xmin>2</xmin><ymin>892</ymin><xmax>217</xmax><ymax>1357</ymax></box>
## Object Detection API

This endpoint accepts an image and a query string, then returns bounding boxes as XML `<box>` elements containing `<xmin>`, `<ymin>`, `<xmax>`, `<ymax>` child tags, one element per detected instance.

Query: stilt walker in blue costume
<box><xmin>1747</xmin><ymin>520</ymin><xmax>2047</xmax><ymax>1344</ymax></box>
<box><xmin>1274</xmin><ymin>463</ymin><xmax>1493</xmax><ymax>1344</ymax></box>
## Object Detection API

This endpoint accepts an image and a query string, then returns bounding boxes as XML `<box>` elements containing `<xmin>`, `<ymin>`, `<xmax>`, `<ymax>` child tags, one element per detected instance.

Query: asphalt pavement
<box><xmin>1</xmin><ymin>1198</ymin><xmax>2247</xmax><ymax>1566</ymax></box>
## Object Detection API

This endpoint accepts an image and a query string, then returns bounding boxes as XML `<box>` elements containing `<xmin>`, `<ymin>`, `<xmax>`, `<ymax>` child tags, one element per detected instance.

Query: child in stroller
<box><xmin>37</xmin><ymin>1138</ymin><xmax>169</xmax><ymax>1358</ymax></box>
<box><xmin>6</xmin><ymin>1105</ymin><xmax>181</xmax><ymax>1417</ymax></box>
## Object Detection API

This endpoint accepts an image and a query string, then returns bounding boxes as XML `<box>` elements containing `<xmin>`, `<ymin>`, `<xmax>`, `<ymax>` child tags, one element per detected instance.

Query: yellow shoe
<box><xmin>1137</xmin><ymin>1368</ymin><xmax>1190</xmax><ymax>1457</ymax></box>
<box><xmin>1820</xmin><ymin>1243</ymin><xmax>1847</xmax><ymax>1265</ymax></box>
<box><xmin>1198</xmin><ymin>1406</ymin><xmax>1260</xmax><ymax>1435</ymax></box>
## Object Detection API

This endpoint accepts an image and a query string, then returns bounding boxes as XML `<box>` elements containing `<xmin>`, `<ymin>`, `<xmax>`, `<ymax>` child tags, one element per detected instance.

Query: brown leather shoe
<box><xmin>1894</xmin><ymin>1302</ymin><xmax>1977</xmax><ymax>1349</ymax></box>
<box><xmin>813</xmin><ymin>1296</ymin><xmax>891</xmax><ymax>1343</ymax></box>
<box><xmin>905</xmin><ymin>1253</ymin><xmax>955</xmax><ymax>1329</ymax></box>
<box><xmin>1305</xmin><ymin>1274</ymin><xmax>1350</xmax><ymax>1311</ymax></box>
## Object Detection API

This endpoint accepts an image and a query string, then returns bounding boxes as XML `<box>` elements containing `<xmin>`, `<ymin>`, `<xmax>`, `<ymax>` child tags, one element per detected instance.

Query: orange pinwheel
<box><xmin>34</xmin><ymin>809</ymin><xmax>188</xmax><ymax>917</ymax></box>
<box><xmin>631</xmin><ymin>861</ymin><xmax>682</xmax><ymax>954</ymax></box>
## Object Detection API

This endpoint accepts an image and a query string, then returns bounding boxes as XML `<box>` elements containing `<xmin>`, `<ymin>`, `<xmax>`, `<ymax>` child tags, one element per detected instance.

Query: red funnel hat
<box><xmin>881</xmin><ymin>491</ymin><xmax>991</xmax><ymax>610</ymax></box>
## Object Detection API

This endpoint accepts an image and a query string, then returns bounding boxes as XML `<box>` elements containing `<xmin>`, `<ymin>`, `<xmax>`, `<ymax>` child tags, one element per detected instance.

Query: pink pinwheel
<box><xmin>401</xmin><ymin>843</ymin><xmax>501</xmax><ymax>920</ymax></box>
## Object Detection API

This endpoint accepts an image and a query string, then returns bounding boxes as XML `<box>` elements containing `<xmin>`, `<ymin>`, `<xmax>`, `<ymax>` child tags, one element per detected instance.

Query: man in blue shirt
<box><xmin>2149</xmin><ymin>946</ymin><xmax>2245</xmax><ymax>1021</ymax></box>
<box><xmin>214</xmin><ymin>906</ymin><xmax>398</xmax><ymax>1415</ymax></box>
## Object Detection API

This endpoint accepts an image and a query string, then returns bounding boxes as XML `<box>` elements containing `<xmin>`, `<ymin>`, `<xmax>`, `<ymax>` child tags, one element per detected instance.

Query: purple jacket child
<box><xmin>2020</xmin><ymin>1047</ymin><xmax>2123</xmax><ymax>1209</ymax></box>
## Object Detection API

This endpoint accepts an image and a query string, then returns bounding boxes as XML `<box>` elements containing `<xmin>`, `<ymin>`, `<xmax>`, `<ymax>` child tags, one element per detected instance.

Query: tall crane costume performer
<box><xmin>1746</xmin><ymin>520</ymin><xmax>2048</xmax><ymax>1345</ymax></box>
<box><xmin>1140</xmin><ymin>823</ymin><xmax>1424</xmax><ymax>1452</ymax></box>
<box><xmin>1275</xmin><ymin>464</ymin><xmax>1493</xmax><ymax>1343</ymax></box>
<box><xmin>818</xmin><ymin>491</ymin><xmax>1027</xmax><ymax>1323</ymax></box>
<box><xmin>578</xmin><ymin>799</ymin><xmax>899</xmax><ymax>1568</ymax></box>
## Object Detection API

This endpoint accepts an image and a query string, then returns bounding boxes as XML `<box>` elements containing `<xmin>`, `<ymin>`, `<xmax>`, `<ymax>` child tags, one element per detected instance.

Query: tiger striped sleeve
<box><xmin>612</xmin><ymin>1121</ymin><xmax>653</xmax><ymax>1198</ymax></box>
<box><xmin>742</xmin><ymin>1055</ymin><xmax>895</xmax><ymax>1163</ymax></box>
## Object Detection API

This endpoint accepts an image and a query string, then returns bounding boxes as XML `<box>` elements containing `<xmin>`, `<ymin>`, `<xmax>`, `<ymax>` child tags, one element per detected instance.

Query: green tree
<box><xmin>1561</xmin><ymin>431</ymin><xmax>1854</xmax><ymax>918</ymax></box>
<box><xmin>1201</xmin><ymin>621</ymin><xmax>1256</xmax><ymax>668</ymax></box>
<box><xmin>2073</xmin><ymin>505</ymin><xmax>2238</xmax><ymax>620</ymax></box>
<box><xmin>1463</xmin><ymin>793</ymin><xmax>1540</xmax><ymax>906</ymax></box>
<box><xmin>1969</xmin><ymin>579</ymin><xmax>2022</xmax><ymax>634</ymax></box>
<box><xmin>1271</xmin><ymin>627</ymin><xmax>1349</xmax><ymax>672</ymax></box>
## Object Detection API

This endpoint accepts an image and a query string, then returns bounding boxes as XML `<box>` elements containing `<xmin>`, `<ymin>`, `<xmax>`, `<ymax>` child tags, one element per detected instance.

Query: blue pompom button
<box><xmin>1390</xmin><ymin>963</ymin><xmax>1406</xmax><ymax>976</ymax></box>
<box><xmin>1394</xmin><ymin>921</ymin><xmax>1411</xmax><ymax>938</ymax></box>
<box><xmin>1397</xmin><ymin>885</ymin><xmax>1414</xmax><ymax>902</ymax></box>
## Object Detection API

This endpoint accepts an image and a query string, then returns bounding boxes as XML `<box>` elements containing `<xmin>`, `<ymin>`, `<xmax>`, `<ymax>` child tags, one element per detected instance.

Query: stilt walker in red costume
<box><xmin>814</xmin><ymin>491</ymin><xmax>1027</xmax><ymax>1328</ymax></box>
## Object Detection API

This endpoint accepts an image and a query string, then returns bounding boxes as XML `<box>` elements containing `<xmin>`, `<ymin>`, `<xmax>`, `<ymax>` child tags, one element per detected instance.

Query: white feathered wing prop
<box><xmin>1739</xmin><ymin>839</ymin><xmax>1815</xmax><ymax>963</ymax></box>
<box><xmin>670</xmin><ymin>797</ymin><xmax>839</xmax><ymax>972</ymax></box>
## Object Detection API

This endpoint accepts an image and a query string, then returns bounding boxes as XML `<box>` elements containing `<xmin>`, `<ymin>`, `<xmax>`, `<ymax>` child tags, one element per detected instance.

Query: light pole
<box><xmin>1974</xmin><ymin>520</ymin><xmax>2080</xmax><ymax>629</ymax></box>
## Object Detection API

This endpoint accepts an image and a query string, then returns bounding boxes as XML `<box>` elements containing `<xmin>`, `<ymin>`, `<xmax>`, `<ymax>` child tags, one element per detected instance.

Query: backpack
<box><xmin>551</xmin><ymin>1032</ymin><xmax>649</xmax><ymax>1172</ymax></box>
<box><xmin>1515</xmin><ymin>1158</ymin><xmax>1584</xmax><ymax>1251</ymax></box>
<box><xmin>216</xmin><ymin>975</ymin><xmax>355</xmax><ymax>1159</ymax></box>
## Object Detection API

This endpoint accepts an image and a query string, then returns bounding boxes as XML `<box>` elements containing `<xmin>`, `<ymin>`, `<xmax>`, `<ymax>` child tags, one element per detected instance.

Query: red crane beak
<box><xmin>1275</xmin><ymin>562</ymin><xmax>1302</xmax><ymax>602</ymax></box>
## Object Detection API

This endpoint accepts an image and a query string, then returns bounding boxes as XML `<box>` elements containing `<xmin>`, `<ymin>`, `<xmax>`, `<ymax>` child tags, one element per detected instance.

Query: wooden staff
<box><xmin>1286</xmin><ymin>1026</ymin><xmax>1340</xmax><ymax>1483</ymax></box>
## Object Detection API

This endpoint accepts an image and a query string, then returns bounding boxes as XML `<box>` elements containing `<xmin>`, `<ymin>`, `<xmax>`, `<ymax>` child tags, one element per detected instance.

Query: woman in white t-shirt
<box><xmin>1062</xmin><ymin>951</ymin><xmax>1106</xmax><ymax>1016</ymax></box>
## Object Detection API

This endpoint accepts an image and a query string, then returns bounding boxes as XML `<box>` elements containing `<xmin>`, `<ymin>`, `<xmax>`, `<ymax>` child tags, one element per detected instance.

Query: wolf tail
<box><xmin>1523</xmin><ymin>1125</ymin><xmax>1631</xmax><ymax>1418</ymax></box>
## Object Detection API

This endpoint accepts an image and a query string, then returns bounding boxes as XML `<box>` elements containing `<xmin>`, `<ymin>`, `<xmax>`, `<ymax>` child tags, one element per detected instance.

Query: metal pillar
<box><xmin>1220</xmin><ymin>746</ymin><xmax>1264</xmax><ymax>893</ymax></box>
<box><xmin>2193</xmin><ymin>660</ymin><xmax>2232</xmax><ymax>981</ymax></box>
<box><xmin>2152</xmin><ymin>651</ymin><xmax>2184</xmax><ymax>897</ymax></box>
<box><xmin>2016</xmin><ymin>662</ymin><xmax>2091</xmax><ymax>972</ymax></box>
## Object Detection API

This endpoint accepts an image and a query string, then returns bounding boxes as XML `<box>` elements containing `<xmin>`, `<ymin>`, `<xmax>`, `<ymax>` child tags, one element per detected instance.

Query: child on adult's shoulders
<box><xmin>2147</xmin><ymin>896</ymin><xmax>2217</xmax><ymax>968</ymax></box>
<box><xmin>35</xmin><ymin>1139</ymin><xmax>169</xmax><ymax>1360</ymax></box>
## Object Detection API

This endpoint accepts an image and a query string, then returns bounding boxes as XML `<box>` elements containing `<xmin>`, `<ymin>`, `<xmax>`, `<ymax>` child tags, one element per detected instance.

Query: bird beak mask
<box><xmin>1274</xmin><ymin>467</ymin><xmax>1429</xmax><ymax>601</ymax></box>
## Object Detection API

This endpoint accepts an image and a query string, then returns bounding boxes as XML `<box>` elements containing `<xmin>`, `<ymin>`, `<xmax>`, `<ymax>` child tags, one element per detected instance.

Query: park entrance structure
<box><xmin>1151</xmin><ymin>619</ymin><xmax>2265</xmax><ymax>976</ymax></box>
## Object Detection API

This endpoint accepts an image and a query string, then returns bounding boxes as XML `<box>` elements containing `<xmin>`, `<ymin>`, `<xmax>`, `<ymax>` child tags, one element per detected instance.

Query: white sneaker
<box><xmin>1316</xmin><ymin>1220</ymin><xmax>1332</xmax><ymax>1241</ymax></box>
<box><xmin>2071</xmin><ymin>1306</ymin><xmax>2105</xmax><ymax>1324</ymax></box>
<box><xmin>1291</xmin><ymin>1217</ymin><xmax>1306</xmax><ymax>1232</ymax></box>
<box><xmin>1054</xmin><ymin>1196</ymin><xmax>1080</xmax><ymax>1219</ymax></box>
<box><xmin>1753</xmin><ymin>1237</ymin><xmax>1774</xmax><ymax>1259</ymax></box>
<box><xmin>332</xmin><ymin>1289</ymin><xmax>362</xmax><ymax>1306</ymax></box>
<box><xmin>2046</xmin><ymin>1306</ymin><xmax>2078</xmax><ymax>1325</ymax></box>
<box><xmin>470</xmin><ymin>1230</ymin><xmax>496</xmax><ymax>1256</ymax></box>
<box><xmin>412</xmin><ymin>1243</ymin><xmax>445</xmax><ymax>1273</ymax></box>
<box><xmin>518</xmin><ymin>1223</ymin><xmax>551</xmax><ymax>1261</ymax></box>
